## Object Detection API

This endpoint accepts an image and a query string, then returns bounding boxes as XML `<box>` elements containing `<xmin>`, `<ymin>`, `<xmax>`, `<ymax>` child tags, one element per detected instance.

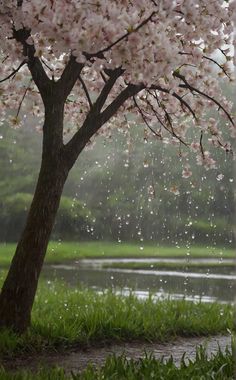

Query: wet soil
<box><xmin>1</xmin><ymin>335</ymin><xmax>231</xmax><ymax>374</ymax></box>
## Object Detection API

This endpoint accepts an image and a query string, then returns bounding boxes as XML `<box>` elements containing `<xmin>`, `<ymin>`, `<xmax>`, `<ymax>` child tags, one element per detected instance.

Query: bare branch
<box><xmin>146</xmin><ymin>90</ymin><xmax>189</xmax><ymax>147</ymax></box>
<box><xmin>16</xmin><ymin>78</ymin><xmax>33</xmax><ymax>118</ymax></box>
<box><xmin>2</xmin><ymin>56</ymin><xmax>9</xmax><ymax>64</ymax></box>
<box><xmin>100</xmin><ymin>71</ymin><xmax>107</xmax><ymax>83</ymax></box>
<box><xmin>78</xmin><ymin>74</ymin><xmax>93</xmax><ymax>109</ymax></box>
<box><xmin>41</xmin><ymin>58</ymin><xmax>54</xmax><ymax>72</ymax></box>
<box><xmin>199</xmin><ymin>131</ymin><xmax>205</xmax><ymax>159</ymax></box>
<box><xmin>0</xmin><ymin>61</ymin><xmax>26</xmax><ymax>83</ymax></box>
<box><xmin>133</xmin><ymin>95</ymin><xmax>162</xmax><ymax>139</ymax></box>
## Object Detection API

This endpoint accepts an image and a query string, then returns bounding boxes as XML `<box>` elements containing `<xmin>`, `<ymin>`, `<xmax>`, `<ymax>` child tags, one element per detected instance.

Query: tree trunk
<box><xmin>0</xmin><ymin>154</ymin><xmax>68</xmax><ymax>332</ymax></box>
<box><xmin>0</xmin><ymin>96</ymin><xmax>70</xmax><ymax>333</ymax></box>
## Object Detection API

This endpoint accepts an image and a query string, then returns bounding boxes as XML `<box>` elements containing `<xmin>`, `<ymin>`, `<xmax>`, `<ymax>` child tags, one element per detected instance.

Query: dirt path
<box><xmin>1</xmin><ymin>334</ymin><xmax>231</xmax><ymax>374</ymax></box>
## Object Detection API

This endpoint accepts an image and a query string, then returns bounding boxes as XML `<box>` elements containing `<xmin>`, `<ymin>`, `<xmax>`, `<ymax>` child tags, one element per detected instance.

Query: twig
<box><xmin>0</xmin><ymin>61</ymin><xmax>26</xmax><ymax>83</ymax></box>
<box><xmin>84</xmin><ymin>12</ymin><xmax>156</xmax><ymax>60</ymax></box>
<box><xmin>78</xmin><ymin>74</ymin><xmax>93</xmax><ymax>109</ymax></box>
<box><xmin>16</xmin><ymin>78</ymin><xmax>33</xmax><ymax>118</ymax></box>
<box><xmin>174</xmin><ymin>72</ymin><xmax>234</xmax><ymax>125</ymax></box>
<box><xmin>133</xmin><ymin>95</ymin><xmax>162</xmax><ymax>139</ymax></box>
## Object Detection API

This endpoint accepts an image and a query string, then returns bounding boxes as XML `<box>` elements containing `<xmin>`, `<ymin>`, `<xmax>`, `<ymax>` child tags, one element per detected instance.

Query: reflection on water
<box><xmin>42</xmin><ymin>257</ymin><xmax>236</xmax><ymax>304</ymax></box>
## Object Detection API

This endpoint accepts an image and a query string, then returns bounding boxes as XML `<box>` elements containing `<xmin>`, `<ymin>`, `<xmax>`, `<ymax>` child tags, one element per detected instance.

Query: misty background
<box><xmin>0</xmin><ymin>112</ymin><xmax>234</xmax><ymax>248</ymax></box>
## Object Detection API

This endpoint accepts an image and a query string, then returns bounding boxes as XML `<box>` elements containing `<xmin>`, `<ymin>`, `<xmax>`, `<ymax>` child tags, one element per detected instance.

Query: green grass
<box><xmin>0</xmin><ymin>241</ymin><xmax>234</xmax><ymax>266</ymax></box>
<box><xmin>0</xmin><ymin>277</ymin><xmax>233</xmax><ymax>357</ymax></box>
<box><xmin>102</xmin><ymin>262</ymin><xmax>236</xmax><ymax>271</ymax></box>
<box><xmin>0</xmin><ymin>346</ymin><xmax>234</xmax><ymax>379</ymax></box>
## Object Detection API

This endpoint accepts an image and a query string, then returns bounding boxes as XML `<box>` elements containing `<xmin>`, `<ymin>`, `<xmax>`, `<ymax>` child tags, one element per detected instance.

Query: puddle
<box><xmin>2</xmin><ymin>335</ymin><xmax>231</xmax><ymax>373</ymax></box>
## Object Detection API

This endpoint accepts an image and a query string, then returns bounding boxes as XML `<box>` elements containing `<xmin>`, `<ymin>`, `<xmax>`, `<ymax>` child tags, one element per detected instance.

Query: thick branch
<box><xmin>57</xmin><ymin>55</ymin><xmax>83</xmax><ymax>100</ymax></box>
<box><xmin>13</xmin><ymin>28</ymin><xmax>51</xmax><ymax>95</ymax></box>
<box><xmin>93</xmin><ymin>67</ymin><xmax>124</xmax><ymax>113</ymax></box>
<box><xmin>100</xmin><ymin>83</ymin><xmax>144</xmax><ymax>125</ymax></box>
<box><xmin>63</xmin><ymin>83</ymin><xmax>144</xmax><ymax>169</ymax></box>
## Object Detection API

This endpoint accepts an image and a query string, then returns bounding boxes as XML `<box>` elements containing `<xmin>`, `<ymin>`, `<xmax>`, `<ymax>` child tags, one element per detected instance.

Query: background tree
<box><xmin>0</xmin><ymin>0</ymin><xmax>235</xmax><ymax>333</ymax></box>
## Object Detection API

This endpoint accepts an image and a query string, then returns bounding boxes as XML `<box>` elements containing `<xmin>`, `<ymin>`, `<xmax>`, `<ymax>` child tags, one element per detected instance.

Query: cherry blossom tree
<box><xmin>0</xmin><ymin>0</ymin><xmax>235</xmax><ymax>333</ymax></box>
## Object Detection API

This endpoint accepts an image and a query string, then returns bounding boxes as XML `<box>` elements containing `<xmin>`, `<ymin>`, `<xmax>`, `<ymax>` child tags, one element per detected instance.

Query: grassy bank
<box><xmin>0</xmin><ymin>278</ymin><xmax>233</xmax><ymax>356</ymax></box>
<box><xmin>102</xmin><ymin>262</ymin><xmax>236</xmax><ymax>271</ymax></box>
<box><xmin>0</xmin><ymin>241</ymin><xmax>234</xmax><ymax>266</ymax></box>
<box><xmin>0</xmin><ymin>347</ymin><xmax>234</xmax><ymax>379</ymax></box>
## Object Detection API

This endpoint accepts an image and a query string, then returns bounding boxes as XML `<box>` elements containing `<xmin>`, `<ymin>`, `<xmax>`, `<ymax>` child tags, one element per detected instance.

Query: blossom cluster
<box><xmin>0</xmin><ymin>0</ymin><xmax>235</xmax><ymax>175</ymax></box>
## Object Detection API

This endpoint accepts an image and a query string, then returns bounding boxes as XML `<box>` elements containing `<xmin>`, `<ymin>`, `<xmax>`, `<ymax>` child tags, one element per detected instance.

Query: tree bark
<box><xmin>0</xmin><ymin>153</ymin><xmax>69</xmax><ymax>332</ymax></box>
<box><xmin>0</xmin><ymin>98</ymin><xmax>70</xmax><ymax>333</ymax></box>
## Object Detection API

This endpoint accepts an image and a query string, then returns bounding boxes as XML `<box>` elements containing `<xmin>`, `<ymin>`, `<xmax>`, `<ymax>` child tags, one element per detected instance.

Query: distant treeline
<box><xmin>0</xmin><ymin>123</ymin><xmax>234</xmax><ymax>246</ymax></box>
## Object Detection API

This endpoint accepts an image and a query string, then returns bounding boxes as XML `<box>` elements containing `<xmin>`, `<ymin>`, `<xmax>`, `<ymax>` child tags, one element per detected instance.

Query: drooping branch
<box><xmin>149</xmin><ymin>85</ymin><xmax>197</xmax><ymax>120</ymax></box>
<box><xmin>174</xmin><ymin>72</ymin><xmax>234</xmax><ymax>125</ymax></box>
<box><xmin>133</xmin><ymin>95</ymin><xmax>162</xmax><ymax>139</ymax></box>
<box><xmin>0</xmin><ymin>60</ymin><xmax>26</xmax><ymax>83</ymax></box>
<box><xmin>145</xmin><ymin>90</ymin><xmax>189</xmax><ymax>147</ymax></box>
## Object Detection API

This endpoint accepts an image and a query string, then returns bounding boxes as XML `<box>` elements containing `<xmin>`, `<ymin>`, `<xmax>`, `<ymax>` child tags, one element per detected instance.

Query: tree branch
<box><xmin>12</xmin><ymin>28</ymin><xmax>51</xmax><ymax>96</ymax></box>
<box><xmin>203</xmin><ymin>55</ymin><xmax>230</xmax><ymax>78</ymax></box>
<box><xmin>84</xmin><ymin>12</ymin><xmax>156</xmax><ymax>60</ymax></box>
<box><xmin>100</xmin><ymin>83</ymin><xmax>144</xmax><ymax>125</ymax></box>
<box><xmin>149</xmin><ymin>85</ymin><xmax>197</xmax><ymax>120</ymax></box>
<box><xmin>200</xmin><ymin>131</ymin><xmax>205</xmax><ymax>158</ymax></box>
<box><xmin>16</xmin><ymin>78</ymin><xmax>33</xmax><ymax>118</ymax></box>
<box><xmin>93</xmin><ymin>67</ymin><xmax>124</xmax><ymax>113</ymax></box>
<box><xmin>133</xmin><ymin>95</ymin><xmax>162</xmax><ymax>139</ymax></box>
<box><xmin>63</xmin><ymin>83</ymin><xmax>144</xmax><ymax>169</ymax></box>
<box><xmin>56</xmin><ymin>55</ymin><xmax>84</xmax><ymax>100</ymax></box>
<box><xmin>174</xmin><ymin>72</ymin><xmax>234</xmax><ymax>125</ymax></box>
<box><xmin>0</xmin><ymin>61</ymin><xmax>26</xmax><ymax>83</ymax></box>
<box><xmin>78</xmin><ymin>74</ymin><xmax>92</xmax><ymax>109</ymax></box>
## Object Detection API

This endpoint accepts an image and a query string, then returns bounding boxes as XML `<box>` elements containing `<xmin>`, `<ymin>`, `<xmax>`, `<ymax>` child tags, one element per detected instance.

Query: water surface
<box><xmin>42</xmin><ymin>256</ymin><xmax>236</xmax><ymax>303</ymax></box>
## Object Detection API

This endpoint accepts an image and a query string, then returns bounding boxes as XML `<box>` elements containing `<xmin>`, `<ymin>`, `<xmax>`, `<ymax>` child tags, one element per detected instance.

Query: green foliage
<box><xmin>77</xmin><ymin>347</ymin><xmax>234</xmax><ymax>380</ymax></box>
<box><xmin>0</xmin><ymin>194</ymin><xmax>93</xmax><ymax>241</ymax></box>
<box><xmin>0</xmin><ymin>242</ymin><xmax>235</xmax><ymax>267</ymax></box>
<box><xmin>0</xmin><ymin>278</ymin><xmax>233</xmax><ymax>356</ymax></box>
<box><xmin>0</xmin><ymin>123</ymin><xmax>234</xmax><ymax>244</ymax></box>
<box><xmin>54</xmin><ymin>196</ymin><xmax>92</xmax><ymax>240</ymax></box>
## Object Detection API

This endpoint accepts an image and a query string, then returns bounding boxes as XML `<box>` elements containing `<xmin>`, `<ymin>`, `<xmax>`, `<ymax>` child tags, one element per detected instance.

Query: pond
<box><xmin>42</xmin><ymin>257</ymin><xmax>236</xmax><ymax>304</ymax></box>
